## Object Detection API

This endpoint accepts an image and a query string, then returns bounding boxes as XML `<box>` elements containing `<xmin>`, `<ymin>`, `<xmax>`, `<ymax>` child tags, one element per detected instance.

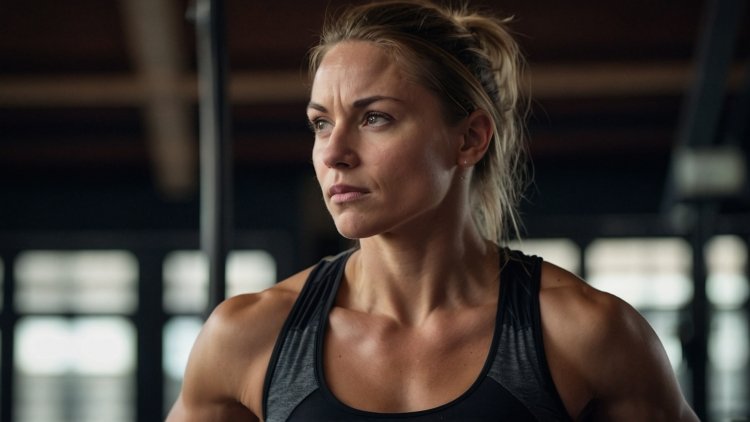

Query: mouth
<box><xmin>328</xmin><ymin>184</ymin><xmax>369</xmax><ymax>204</ymax></box>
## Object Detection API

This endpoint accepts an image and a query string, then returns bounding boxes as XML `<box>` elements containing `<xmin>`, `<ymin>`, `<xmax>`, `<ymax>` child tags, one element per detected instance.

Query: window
<box><xmin>586</xmin><ymin>238</ymin><xmax>693</xmax><ymax>310</ymax></box>
<box><xmin>12</xmin><ymin>250</ymin><xmax>138</xmax><ymax>422</ymax></box>
<box><xmin>706</xmin><ymin>235</ymin><xmax>749</xmax><ymax>309</ymax></box>
<box><xmin>163</xmin><ymin>317</ymin><xmax>203</xmax><ymax>414</ymax></box>
<box><xmin>163</xmin><ymin>250</ymin><xmax>277</xmax><ymax>313</ymax></box>
<box><xmin>14</xmin><ymin>251</ymin><xmax>137</xmax><ymax>313</ymax></box>
<box><xmin>15</xmin><ymin>317</ymin><xmax>135</xmax><ymax>422</ymax></box>
<box><xmin>705</xmin><ymin>235</ymin><xmax>748</xmax><ymax>420</ymax></box>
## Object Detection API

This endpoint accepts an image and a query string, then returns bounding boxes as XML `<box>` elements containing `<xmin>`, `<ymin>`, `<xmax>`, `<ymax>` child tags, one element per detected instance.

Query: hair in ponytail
<box><xmin>308</xmin><ymin>0</ymin><xmax>529</xmax><ymax>244</ymax></box>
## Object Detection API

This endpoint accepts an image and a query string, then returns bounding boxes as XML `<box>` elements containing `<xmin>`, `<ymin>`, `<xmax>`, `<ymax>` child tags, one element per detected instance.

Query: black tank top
<box><xmin>263</xmin><ymin>249</ymin><xmax>571</xmax><ymax>421</ymax></box>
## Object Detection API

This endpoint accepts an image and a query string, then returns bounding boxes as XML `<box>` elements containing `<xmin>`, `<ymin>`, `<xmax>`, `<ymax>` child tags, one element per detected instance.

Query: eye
<box><xmin>307</xmin><ymin>118</ymin><xmax>332</xmax><ymax>135</ymax></box>
<box><xmin>363</xmin><ymin>112</ymin><xmax>392</xmax><ymax>128</ymax></box>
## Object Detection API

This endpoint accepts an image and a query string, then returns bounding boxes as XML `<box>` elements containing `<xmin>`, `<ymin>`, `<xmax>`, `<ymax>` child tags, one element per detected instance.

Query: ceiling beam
<box><xmin>1</xmin><ymin>62</ymin><xmax>746</xmax><ymax>108</ymax></box>
<box><xmin>119</xmin><ymin>0</ymin><xmax>196</xmax><ymax>199</ymax></box>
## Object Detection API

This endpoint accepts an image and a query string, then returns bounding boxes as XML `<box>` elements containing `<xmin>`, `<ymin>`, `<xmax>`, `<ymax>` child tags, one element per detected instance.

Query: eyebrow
<box><xmin>306</xmin><ymin>95</ymin><xmax>402</xmax><ymax>112</ymax></box>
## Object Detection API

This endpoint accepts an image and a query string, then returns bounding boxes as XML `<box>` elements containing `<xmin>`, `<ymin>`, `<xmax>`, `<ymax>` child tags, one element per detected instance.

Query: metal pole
<box><xmin>136</xmin><ymin>251</ymin><xmax>166</xmax><ymax>421</ymax></box>
<box><xmin>0</xmin><ymin>251</ymin><xmax>17</xmax><ymax>422</ymax></box>
<box><xmin>661</xmin><ymin>0</ymin><xmax>746</xmax><ymax>211</ymax></box>
<box><xmin>657</xmin><ymin>0</ymin><xmax>745</xmax><ymax>418</ymax></box>
<box><xmin>192</xmin><ymin>0</ymin><xmax>232</xmax><ymax>315</ymax></box>
<box><xmin>689</xmin><ymin>203</ymin><xmax>718</xmax><ymax>420</ymax></box>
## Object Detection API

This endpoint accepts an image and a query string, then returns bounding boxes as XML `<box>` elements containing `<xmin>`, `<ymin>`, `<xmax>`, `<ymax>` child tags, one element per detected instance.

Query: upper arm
<box><xmin>165</xmin><ymin>296</ymin><xmax>262</xmax><ymax>421</ymax></box>
<box><xmin>540</xmin><ymin>263</ymin><xmax>698</xmax><ymax>421</ymax></box>
<box><xmin>165</xmin><ymin>269</ymin><xmax>310</xmax><ymax>422</ymax></box>
<box><xmin>583</xmin><ymin>295</ymin><xmax>697</xmax><ymax>421</ymax></box>
<box><xmin>166</xmin><ymin>392</ymin><xmax>257</xmax><ymax>422</ymax></box>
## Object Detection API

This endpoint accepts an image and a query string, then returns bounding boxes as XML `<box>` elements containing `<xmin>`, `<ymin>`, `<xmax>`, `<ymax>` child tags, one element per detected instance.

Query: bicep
<box><xmin>165</xmin><ymin>301</ymin><xmax>261</xmax><ymax>421</ymax></box>
<box><xmin>166</xmin><ymin>392</ymin><xmax>258</xmax><ymax>422</ymax></box>
<box><xmin>164</xmin><ymin>280</ymin><xmax>305</xmax><ymax>421</ymax></box>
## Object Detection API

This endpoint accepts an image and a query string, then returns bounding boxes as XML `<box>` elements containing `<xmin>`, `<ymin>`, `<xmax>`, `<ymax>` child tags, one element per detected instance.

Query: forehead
<box><xmin>311</xmin><ymin>41</ymin><xmax>413</xmax><ymax>102</ymax></box>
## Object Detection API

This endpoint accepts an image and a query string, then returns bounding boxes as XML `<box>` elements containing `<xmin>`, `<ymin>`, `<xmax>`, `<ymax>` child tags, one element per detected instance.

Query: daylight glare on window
<box><xmin>163</xmin><ymin>250</ymin><xmax>277</xmax><ymax>313</ymax></box>
<box><xmin>14</xmin><ymin>251</ymin><xmax>137</xmax><ymax>313</ymax></box>
<box><xmin>586</xmin><ymin>238</ymin><xmax>693</xmax><ymax>309</ymax></box>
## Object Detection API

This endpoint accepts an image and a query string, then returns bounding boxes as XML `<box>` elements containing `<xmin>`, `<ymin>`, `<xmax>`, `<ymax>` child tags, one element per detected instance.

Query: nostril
<box><xmin>327</xmin><ymin>160</ymin><xmax>350</xmax><ymax>170</ymax></box>
<box><xmin>325</xmin><ymin>151</ymin><xmax>358</xmax><ymax>169</ymax></box>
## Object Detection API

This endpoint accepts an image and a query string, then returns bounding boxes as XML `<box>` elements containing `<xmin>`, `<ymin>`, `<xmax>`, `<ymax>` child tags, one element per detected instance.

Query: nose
<box><xmin>321</xmin><ymin>124</ymin><xmax>360</xmax><ymax>169</ymax></box>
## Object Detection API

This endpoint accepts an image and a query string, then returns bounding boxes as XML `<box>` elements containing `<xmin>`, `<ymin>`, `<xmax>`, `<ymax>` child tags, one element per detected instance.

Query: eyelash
<box><xmin>363</xmin><ymin>111</ymin><xmax>391</xmax><ymax>127</ymax></box>
<box><xmin>307</xmin><ymin>118</ymin><xmax>330</xmax><ymax>133</ymax></box>
<box><xmin>306</xmin><ymin>111</ymin><xmax>393</xmax><ymax>134</ymax></box>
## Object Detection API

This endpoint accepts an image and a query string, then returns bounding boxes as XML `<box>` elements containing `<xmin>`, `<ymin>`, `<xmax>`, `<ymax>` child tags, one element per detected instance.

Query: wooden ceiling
<box><xmin>1</xmin><ymin>0</ymin><xmax>748</xmax><ymax>218</ymax></box>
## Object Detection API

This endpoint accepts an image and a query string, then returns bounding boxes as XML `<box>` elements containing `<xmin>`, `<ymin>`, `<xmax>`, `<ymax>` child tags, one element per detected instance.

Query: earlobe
<box><xmin>457</xmin><ymin>109</ymin><xmax>493</xmax><ymax>164</ymax></box>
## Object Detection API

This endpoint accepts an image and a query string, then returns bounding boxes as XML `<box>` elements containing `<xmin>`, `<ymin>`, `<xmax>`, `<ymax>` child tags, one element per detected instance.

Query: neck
<box><xmin>343</xmin><ymin>223</ymin><xmax>499</xmax><ymax>325</ymax></box>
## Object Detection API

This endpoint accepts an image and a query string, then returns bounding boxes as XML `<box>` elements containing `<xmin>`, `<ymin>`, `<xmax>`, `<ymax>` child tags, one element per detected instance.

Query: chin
<box><xmin>334</xmin><ymin>224</ymin><xmax>374</xmax><ymax>240</ymax></box>
<box><xmin>332</xmin><ymin>216</ymin><xmax>383</xmax><ymax>240</ymax></box>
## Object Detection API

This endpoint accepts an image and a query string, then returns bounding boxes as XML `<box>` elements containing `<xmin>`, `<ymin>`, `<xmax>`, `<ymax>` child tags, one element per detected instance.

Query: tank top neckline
<box><xmin>312</xmin><ymin>247</ymin><xmax>511</xmax><ymax>418</ymax></box>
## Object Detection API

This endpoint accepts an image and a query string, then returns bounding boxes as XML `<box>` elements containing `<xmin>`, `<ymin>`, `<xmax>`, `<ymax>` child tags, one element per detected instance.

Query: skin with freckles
<box><xmin>308</xmin><ymin>41</ymin><xmax>464</xmax><ymax>241</ymax></box>
<box><xmin>166</xmin><ymin>40</ymin><xmax>699</xmax><ymax>422</ymax></box>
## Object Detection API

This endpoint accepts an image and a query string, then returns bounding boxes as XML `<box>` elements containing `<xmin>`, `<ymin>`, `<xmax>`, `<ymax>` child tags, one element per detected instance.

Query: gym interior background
<box><xmin>1</xmin><ymin>0</ymin><xmax>748</xmax><ymax>420</ymax></box>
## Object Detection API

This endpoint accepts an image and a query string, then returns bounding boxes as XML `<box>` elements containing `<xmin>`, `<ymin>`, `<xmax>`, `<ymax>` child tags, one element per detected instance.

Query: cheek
<box><xmin>311</xmin><ymin>145</ymin><xmax>327</xmax><ymax>181</ymax></box>
<box><xmin>377</xmin><ymin>144</ymin><xmax>446</xmax><ymax>192</ymax></box>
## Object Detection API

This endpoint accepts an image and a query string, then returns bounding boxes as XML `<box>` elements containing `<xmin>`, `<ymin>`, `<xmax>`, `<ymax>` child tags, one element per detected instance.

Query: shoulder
<box><xmin>538</xmin><ymin>261</ymin><xmax>697</xmax><ymax>421</ymax></box>
<box><xmin>193</xmin><ymin>267</ymin><xmax>313</xmax><ymax>388</ymax></box>
<box><xmin>538</xmin><ymin>262</ymin><xmax>652</xmax><ymax>375</ymax></box>
<box><xmin>209</xmin><ymin>268</ymin><xmax>311</xmax><ymax>343</ymax></box>
<box><xmin>538</xmin><ymin>261</ymin><xmax>628</xmax><ymax>339</ymax></box>
<box><xmin>538</xmin><ymin>261</ymin><xmax>668</xmax><ymax>375</ymax></box>
<box><xmin>167</xmin><ymin>266</ymin><xmax>314</xmax><ymax>421</ymax></box>
<box><xmin>199</xmin><ymin>270</ymin><xmax>308</xmax><ymax>365</ymax></box>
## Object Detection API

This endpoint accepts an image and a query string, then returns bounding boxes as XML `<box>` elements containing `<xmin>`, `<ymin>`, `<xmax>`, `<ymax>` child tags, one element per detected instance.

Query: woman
<box><xmin>167</xmin><ymin>1</ymin><xmax>698</xmax><ymax>420</ymax></box>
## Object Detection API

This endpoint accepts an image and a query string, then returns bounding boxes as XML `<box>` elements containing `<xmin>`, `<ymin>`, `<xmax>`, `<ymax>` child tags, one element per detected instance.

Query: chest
<box><xmin>321</xmin><ymin>306</ymin><xmax>496</xmax><ymax>413</ymax></box>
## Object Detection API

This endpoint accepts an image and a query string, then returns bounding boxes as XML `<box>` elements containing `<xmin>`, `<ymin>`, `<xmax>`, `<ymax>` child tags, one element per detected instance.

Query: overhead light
<box><xmin>674</xmin><ymin>146</ymin><xmax>746</xmax><ymax>199</ymax></box>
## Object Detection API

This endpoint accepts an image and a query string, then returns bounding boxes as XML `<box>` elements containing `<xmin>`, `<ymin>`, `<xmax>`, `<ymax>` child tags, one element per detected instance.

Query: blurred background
<box><xmin>0</xmin><ymin>0</ymin><xmax>748</xmax><ymax>421</ymax></box>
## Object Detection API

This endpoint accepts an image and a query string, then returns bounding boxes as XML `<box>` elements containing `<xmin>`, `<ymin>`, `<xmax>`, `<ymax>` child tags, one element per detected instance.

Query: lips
<box><xmin>328</xmin><ymin>184</ymin><xmax>369</xmax><ymax>204</ymax></box>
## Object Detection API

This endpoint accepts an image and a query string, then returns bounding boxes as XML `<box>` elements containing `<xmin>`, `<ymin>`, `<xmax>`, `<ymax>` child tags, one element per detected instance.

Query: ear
<box><xmin>456</xmin><ymin>109</ymin><xmax>493</xmax><ymax>166</ymax></box>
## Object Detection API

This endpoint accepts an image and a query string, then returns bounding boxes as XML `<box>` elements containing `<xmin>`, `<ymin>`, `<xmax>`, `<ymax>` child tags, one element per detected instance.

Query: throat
<box><xmin>342</xmin><ymin>246</ymin><xmax>502</xmax><ymax>325</ymax></box>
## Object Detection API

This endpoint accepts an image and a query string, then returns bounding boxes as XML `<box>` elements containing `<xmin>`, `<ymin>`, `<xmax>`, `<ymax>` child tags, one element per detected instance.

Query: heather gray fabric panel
<box><xmin>488</xmin><ymin>252</ymin><xmax>570</xmax><ymax>421</ymax></box>
<box><xmin>263</xmin><ymin>251</ymin><xmax>351</xmax><ymax>422</ymax></box>
<box><xmin>264</xmin><ymin>322</ymin><xmax>320</xmax><ymax>422</ymax></box>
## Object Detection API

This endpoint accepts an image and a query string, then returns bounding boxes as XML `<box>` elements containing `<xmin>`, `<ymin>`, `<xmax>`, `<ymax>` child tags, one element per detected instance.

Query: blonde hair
<box><xmin>308</xmin><ymin>0</ymin><xmax>528</xmax><ymax>244</ymax></box>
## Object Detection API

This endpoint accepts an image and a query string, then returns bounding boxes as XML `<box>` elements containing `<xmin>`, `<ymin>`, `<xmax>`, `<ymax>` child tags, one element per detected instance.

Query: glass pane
<box><xmin>706</xmin><ymin>235</ymin><xmax>749</xmax><ymax>309</ymax></box>
<box><xmin>163</xmin><ymin>251</ymin><xmax>207</xmax><ymax>313</ymax></box>
<box><xmin>509</xmin><ymin>238</ymin><xmax>580</xmax><ymax>275</ymax></box>
<box><xmin>15</xmin><ymin>317</ymin><xmax>135</xmax><ymax>422</ymax></box>
<box><xmin>71</xmin><ymin>318</ymin><xmax>136</xmax><ymax>375</ymax></box>
<box><xmin>163</xmin><ymin>317</ymin><xmax>203</xmax><ymax>414</ymax></box>
<box><xmin>164</xmin><ymin>250</ymin><xmax>277</xmax><ymax>313</ymax></box>
<box><xmin>227</xmin><ymin>250</ymin><xmax>276</xmax><ymax>297</ymax></box>
<box><xmin>14</xmin><ymin>251</ymin><xmax>137</xmax><ymax>313</ymax></box>
<box><xmin>586</xmin><ymin>238</ymin><xmax>693</xmax><ymax>309</ymax></box>
<box><xmin>709</xmin><ymin>310</ymin><xmax>749</xmax><ymax>420</ymax></box>
<box><xmin>709</xmin><ymin>311</ymin><xmax>749</xmax><ymax>372</ymax></box>
<box><xmin>15</xmin><ymin>318</ymin><xmax>69</xmax><ymax>375</ymax></box>
<box><xmin>639</xmin><ymin>310</ymin><xmax>685</xmax><ymax>374</ymax></box>
<box><xmin>706</xmin><ymin>236</ymin><xmax>749</xmax><ymax>420</ymax></box>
